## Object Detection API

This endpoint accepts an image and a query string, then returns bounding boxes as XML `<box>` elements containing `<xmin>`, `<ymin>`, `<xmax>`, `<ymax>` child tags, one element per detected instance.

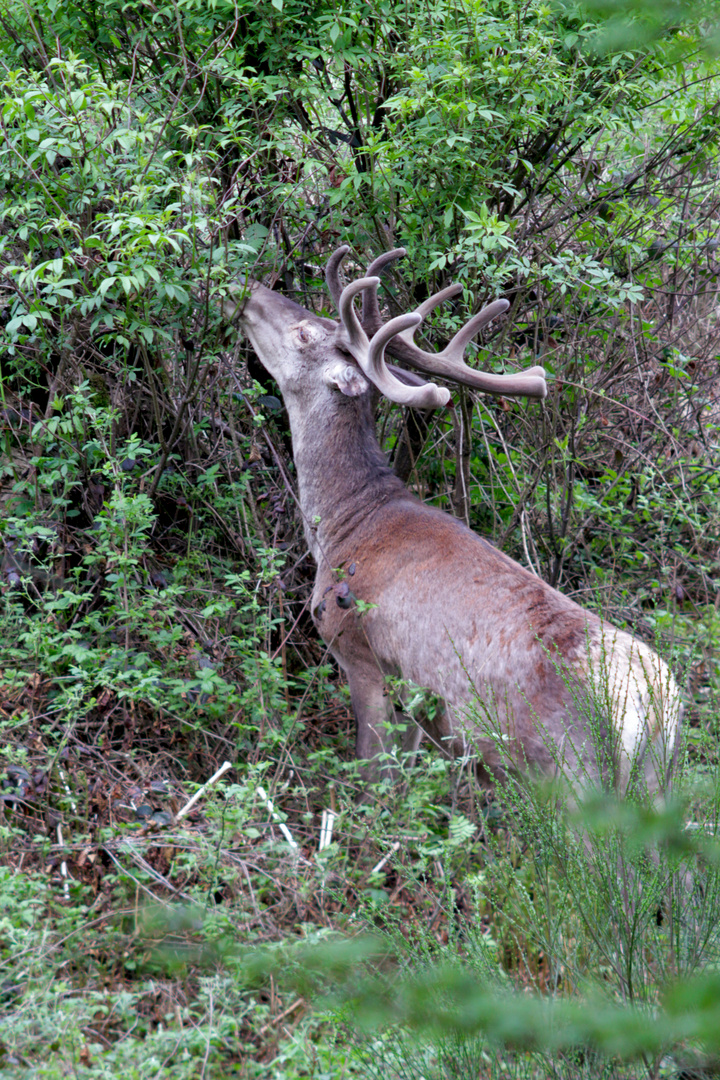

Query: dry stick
<box><xmin>318</xmin><ymin>810</ymin><xmax>337</xmax><ymax>852</ymax></box>
<box><xmin>520</xmin><ymin>509</ymin><xmax>542</xmax><ymax>578</ymax></box>
<box><xmin>199</xmin><ymin>986</ymin><xmax>214</xmax><ymax>1080</ymax></box>
<box><xmin>276</xmin><ymin>583</ymin><xmax>290</xmax><ymax>711</ymax></box>
<box><xmin>103</xmin><ymin>846</ymin><xmax>182</xmax><ymax>904</ymax></box>
<box><xmin>370</xmin><ymin>842</ymin><xmax>400</xmax><ymax>877</ymax></box>
<box><xmin>55</xmin><ymin>762</ymin><xmax>79</xmax><ymax>901</ymax></box>
<box><xmin>57</xmin><ymin>824</ymin><xmax>70</xmax><ymax>900</ymax></box>
<box><xmin>176</xmin><ymin>760</ymin><xmax>233</xmax><ymax>821</ymax></box>
<box><xmin>114</xmin><ymin>841</ymin><xmax>195</xmax><ymax>901</ymax></box>
<box><xmin>257</xmin><ymin>998</ymin><xmax>305</xmax><ymax>1039</ymax></box>
<box><xmin>451</xmin><ymin>389</ymin><xmax>472</xmax><ymax>527</ymax></box>
<box><xmin>256</xmin><ymin>785</ymin><xmax>298</xmax><ymax>850</ymax></box>
<box><xmin>317</xmin><ymin>808</ymin><xmax>338</xmax><ymax>912</ymax></box>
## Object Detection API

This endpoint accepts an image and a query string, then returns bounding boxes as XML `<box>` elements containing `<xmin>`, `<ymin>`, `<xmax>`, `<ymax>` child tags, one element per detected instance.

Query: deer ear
<box><xmin>324</xmin><ymin>361</ymin><xmax>369</xmax><ymax>398</ymax></box>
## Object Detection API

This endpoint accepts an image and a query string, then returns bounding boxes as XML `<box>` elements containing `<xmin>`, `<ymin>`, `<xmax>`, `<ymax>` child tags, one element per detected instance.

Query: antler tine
<box><xmin>337</xmin><ymin>276</ymin><xmax>378</xmax><ymax>354</ymax></box>
<box><xmin>326</xmin><ymin>245</ymin><xmax>351</xmax><ymax>310</ymax></box>
<box><xmin>366</xmin><ymin>315</ymin><xmax>451</xmax><ymax>409</ymax></box>
<box><xmin>412</xmin><ymin>283</ymin><xmax>464</xmax><ymax>321</ymax></box>
<box><xmin>398</xmin><ymin>299</ymin><xmax>510</xmax><ymax>359</ymax></box>
<box><xmin>336</xmin><ymin>278</ymin><xmax>450</xmax><ymax>408</ymax></box>
<box><xmin>331</xmin><ymin>245</ymin><xmax>455</xmax><ymax>337</ymax></box>
<box><xmin>361</xmin><ymin>248</ymin><xmax>406</xmax><ymax>334</ymax></box>
<box><xmin>361</xmin><ymin>250</ymin><xmax>459</xmax><ymax>334</ymax></box>
<box><xmin>394</xmin><ymin>297</ymin><xmax>548</xmax><ymax>400</ymax></box>
<box><xmin>365</xmin><ymin>248</ymin><xmax>407</xmax><ymax>277</ymax></box>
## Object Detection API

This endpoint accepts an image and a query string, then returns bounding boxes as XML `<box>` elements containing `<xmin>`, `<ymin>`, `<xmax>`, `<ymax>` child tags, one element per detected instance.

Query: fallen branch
<box><xmin>176</xmin><ymin>761</ymin><xmax>233</xmax><ymax>821</ymax></box>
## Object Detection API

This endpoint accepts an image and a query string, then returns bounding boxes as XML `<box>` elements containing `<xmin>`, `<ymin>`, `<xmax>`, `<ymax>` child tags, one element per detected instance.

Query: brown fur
<box><xmin>224</xmin><ymin>275</ymin><xmax>681</xmax><ymax>795</ymax></box>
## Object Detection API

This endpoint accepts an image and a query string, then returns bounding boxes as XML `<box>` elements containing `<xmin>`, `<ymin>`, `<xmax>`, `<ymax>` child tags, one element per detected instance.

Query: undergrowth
<box><xmin>0</xmin><ymin>0</ymin><xmax>719</xmax><ymax>1074</ymax></box>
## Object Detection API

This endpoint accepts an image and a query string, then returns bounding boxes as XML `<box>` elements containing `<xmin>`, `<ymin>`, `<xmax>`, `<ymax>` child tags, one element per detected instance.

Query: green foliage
<box><xmin>225</xmin><ymin>784</ymin><xmax>720</xmax><ymax>1079</ymax></box>
<box><xmin>0</xmin><ymin>0</ymin><xmax>718</xmax><ymax>1075</ymax></box>
<box><xmin>562</xmin><ymin>0</ymin><xmax>720</xmax><ymax>55</ymax></box>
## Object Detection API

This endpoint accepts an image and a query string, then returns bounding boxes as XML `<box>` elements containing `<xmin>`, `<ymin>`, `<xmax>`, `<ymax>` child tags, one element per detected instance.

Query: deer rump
<box><xmin>226</xmin><ymin>247</ymin><xmax>682</xmax><ymax>796</ymax></box>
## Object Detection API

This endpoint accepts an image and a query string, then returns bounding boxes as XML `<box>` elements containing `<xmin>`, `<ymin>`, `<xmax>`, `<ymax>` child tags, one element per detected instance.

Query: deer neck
<box><xmin>285</xmin><ymin>390</ymin><xmax>406</xmax><ymax>564</ymax></box>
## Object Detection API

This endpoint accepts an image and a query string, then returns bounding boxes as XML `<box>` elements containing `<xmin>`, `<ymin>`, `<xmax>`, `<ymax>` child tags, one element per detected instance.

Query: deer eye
<box><xmin>297</xmin><ymin>326</ymin><xmax>310</xmax><ymax>344</ymax></box>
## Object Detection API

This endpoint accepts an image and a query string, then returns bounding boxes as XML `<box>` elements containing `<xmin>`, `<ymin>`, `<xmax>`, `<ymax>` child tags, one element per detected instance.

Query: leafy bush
<box><xmin>0</xmin><ymin>0</ymin><xmax>718</xmax><ymax>1074</ymax></box>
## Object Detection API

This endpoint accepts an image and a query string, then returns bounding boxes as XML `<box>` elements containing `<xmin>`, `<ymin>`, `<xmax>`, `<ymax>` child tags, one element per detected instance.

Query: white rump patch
<box><xmin>582</xmin><ymin>627</ymin><xmax>682</xmax><ymax>790</ymax></box>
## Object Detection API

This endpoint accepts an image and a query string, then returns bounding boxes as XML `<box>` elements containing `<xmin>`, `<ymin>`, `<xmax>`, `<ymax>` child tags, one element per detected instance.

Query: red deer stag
<box><xmin>224</xmin><ymin>247</ymin><xmax>681</xmax><ymax>795</ymax></box>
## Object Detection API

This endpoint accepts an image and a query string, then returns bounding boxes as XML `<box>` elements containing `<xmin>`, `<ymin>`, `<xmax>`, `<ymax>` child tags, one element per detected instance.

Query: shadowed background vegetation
<box><xmin>0</xmin><ymin>0</ymin><xmax>719</xmax><ymax>1074</ymax></box>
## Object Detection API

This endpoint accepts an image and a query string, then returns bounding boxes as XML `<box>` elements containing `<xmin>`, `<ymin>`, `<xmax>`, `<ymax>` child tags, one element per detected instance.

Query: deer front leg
<box><xmin>344</xmin><ymin>662</ymin><xmax>412</xmax><ymax>782</ymax></box>
<box><xmin>318</xmin><ymin>601</ymin><xmax>423</xmax><ymax>779</ymax></box>
<box><xmin>347</xmin><ymin>662</ymin><xmax>395</xmax><ymax>776</ymax></box>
